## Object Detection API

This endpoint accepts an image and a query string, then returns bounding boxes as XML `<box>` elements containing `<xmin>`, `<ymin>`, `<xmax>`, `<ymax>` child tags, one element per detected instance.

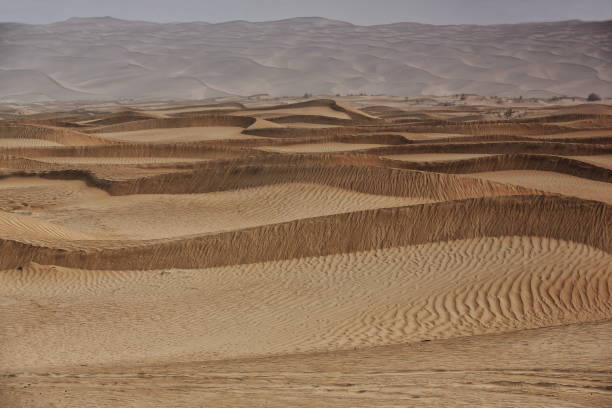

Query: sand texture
<box><xmin>1</xmin><ymin>18</ymin><xmax>612</xmax><ymax>101</ymax></box>
<box><xmin>0</xmin><ymin>99</ymin><xmax>611</xmax><ymax>407</ymax></box>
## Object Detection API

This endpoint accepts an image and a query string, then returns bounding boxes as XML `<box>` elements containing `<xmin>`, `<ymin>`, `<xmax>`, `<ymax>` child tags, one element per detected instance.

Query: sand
<box><xmin>259</xmin><ymin>142</ymin><xmax>386</xmax><ymax>153</ymax></box>
<box><xmin>0</xmin><ymin>138</ymin><xmax>63</xmax><ymax>147</ymax></box>
<box><xmin>96</xmin><ymin>126</ymin><xmax>252</xmax><ymax>143</ymax></box>
<box><xmin>34</xmin><ymin>157</ymin><xmax>212</xmax><ymax>165</ymax></box>
<box><xmin>571</xmin><ymin>155</ymin><xmax>612</xmax><ymax>170</ymax></box>
<box><xmin>235</xmin><ymin>106</ymin><xmax>352</xmax><ymax>120</ymax></box>
<box><xmin>2</xmin><ymin>18</ymin><xmax>611</xmax><ymax>101</ymax></box>
<box><xmin>24</xmin><ymin>182</ymin><xmax>430</xmax><ymax>240</ymax></box>
<box><xmin>2</xmin><ymin>319</ymin><xmax>610</xmax><ymax>408</ymax></box>
<box><xmin>2</xmin><ymin>236</ymin><xmax>610</xmax><ymax>372</ymax></box>
<box><xmin>385</xmin><ymin>153</ymin><xmax>494</xmax><ymax>162</ymax></box>
<box><xmin>465</xmin><ymin>170</ymin><xmax>612</xmax><ymax>204</ymax></box>
<box><xmin>0</xmin><ymin>98</ymin><xmax>611</xmax><ymax>407</ymax></box>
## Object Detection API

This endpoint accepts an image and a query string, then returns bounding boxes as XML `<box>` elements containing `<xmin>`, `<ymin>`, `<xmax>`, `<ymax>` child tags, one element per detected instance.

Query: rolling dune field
<box><xmin>0</xmin><ymin>98</ymin><xmax>611</xmax><ymax>407</ymax></box>
<box><xmin>1</xmin><ymin>18</ymin><xmax>611</xmax><ymax>101</ymax></box>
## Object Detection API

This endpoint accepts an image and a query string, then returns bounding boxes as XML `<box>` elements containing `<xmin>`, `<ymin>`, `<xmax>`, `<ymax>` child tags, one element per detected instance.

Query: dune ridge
<box><xmin>0</xmin><ymin>195</ymin><xmax>608</xmax><ymax>271</ymax></box>
<box><xmin>1</xmin><ymin>98</ymin><xmax>611</xmax><ymax>407</ymax></box>
<box><xmin>1</xmin><ymin>18</ymin><xmax>611</xmax><ymax>101</ymax></box>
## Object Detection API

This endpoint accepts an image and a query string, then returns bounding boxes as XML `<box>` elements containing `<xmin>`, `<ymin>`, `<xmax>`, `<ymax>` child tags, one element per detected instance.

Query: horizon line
<box><xmin>3</xmin><ymin>15</ymin><xmax>612</xmax><ymax>28</ymax></box>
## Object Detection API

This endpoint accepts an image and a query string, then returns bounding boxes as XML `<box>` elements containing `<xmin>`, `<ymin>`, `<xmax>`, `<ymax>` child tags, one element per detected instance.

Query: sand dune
<box><xmin>571</xmin><ymin>154</ymin><xmax>612</xmax><ymax>169</ymax></box>
<box><xmin>0</xmin><ymin>177</ymin><xmax>110</xmax><ymax>211</ymax></box>
<box><xmin>26</xmin><ymin>182</ymin><xmax>430</xmax><ymax>240</ymax></box>
<box><xmin>96</xmin><ymin>126</ymin><xmax>252</xmax><ymax>143</ymax></box>
<box><xmin>385</xmin><ymin>153</ymin><xmax>495</xmax><ymax>162</ymax></box>
<box><xmin>0</xmin><ymin>124</ymin><xmax>114</xmax><ymax>146</ymax></box>
<box><xmin>259</xmin><ymin>142</ymin><xmax>387</xmax><ymax>153</ymax></box>
<box><xmin>1</xmin><ymin>18</ymin><xmax>611</xmax><ymax>101</ymax></box>
<box><xmin>236</xmin><ymin>106</ymin><xmax>351</xmax><ymax>120</ymax></box>
<box><xmin>0</xmin><ymin>99</ymin><xmax>610</xmax><ymax>407</ymax></box>
<box><xmin>464</xmin><ymin>170</ymin><xmax>612</xmax><ymax>204</ymax></box>
<box><xmin>3</xmin><ymin>319</ymin><xmax>609</xmax><ymax>408</ymax></box>
<box><xmin>0</xmin><ymin>138</ymin><xmax>63</xmax><ymax>147</ymax></box>
<box><xmin>2</xmin><ymin>195</ymin><xmax>609</xmax><ymax>271</ymax></box>
<box><xmin>1</xmin><ymin>237</ymin><xmax>610</xmax><ymax>373</ymax></box>
<box><xmin>34</xmin><ymin>157</ymin><xmax>213</xmax><ymax>165</ymax></box>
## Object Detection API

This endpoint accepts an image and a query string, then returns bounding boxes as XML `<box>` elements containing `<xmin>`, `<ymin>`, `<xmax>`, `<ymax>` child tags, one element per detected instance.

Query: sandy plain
<box><xmin>0</xmin><ymin>97</ymin><xmax>611</xmax><ymax>407</ymax></box>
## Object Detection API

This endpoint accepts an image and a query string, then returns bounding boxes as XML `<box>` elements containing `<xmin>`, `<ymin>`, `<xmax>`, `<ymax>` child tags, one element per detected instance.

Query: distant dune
<box><xmin>0</xmin><ymin>17</ymin><xmax>611</xmax><ymax>101</ymax></box>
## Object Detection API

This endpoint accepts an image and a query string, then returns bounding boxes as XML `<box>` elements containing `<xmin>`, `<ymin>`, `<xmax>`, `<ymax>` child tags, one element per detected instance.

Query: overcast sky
<box><xmin>2</xmin><ymin>0</ymin><xmax>611</xmax><ymax>25</ymax></box>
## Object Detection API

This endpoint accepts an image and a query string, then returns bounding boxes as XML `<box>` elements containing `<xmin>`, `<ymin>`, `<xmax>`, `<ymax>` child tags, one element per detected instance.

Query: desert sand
<box><xmin>1</xmin><ymin>18</ymin><xmax>611</xmax><ymax>101</ymax></box>
<box><xmin>0</xmin><ymin>98</ymin><xmax>611</xmax><ymax>407</ymax></box>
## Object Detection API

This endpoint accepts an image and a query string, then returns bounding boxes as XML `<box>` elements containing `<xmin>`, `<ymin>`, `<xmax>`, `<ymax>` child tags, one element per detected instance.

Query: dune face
<box><xmin>1</xmin><ymin>17</ymin><xmax>611</xmax><ymax>101</ymax></box>
<box><xmin>0</xmin><ymin>98</ymin><xmax>611</xmax><ymax>407</ymax></box>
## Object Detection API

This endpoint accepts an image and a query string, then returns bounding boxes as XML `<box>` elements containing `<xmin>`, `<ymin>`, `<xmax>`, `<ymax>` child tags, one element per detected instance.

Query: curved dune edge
<box><xmin>75</xmin><ymin>111</ymin><xmax>160</xmax><ymax>127</ymax></box>
<box><xmin>355</xmin><ymin>120</ymin><xmax>607</xmax><ymax>137</ymax></box>
<box><xmin>268</xmin><ymin>114</ymin><xmax>356</xmax><ymax>126</ymax></box>
<box><xmin>0</xmin><ymin>161</ymin><xmax>534</xmax><ymax>198</ymax></box>
<box><xmin>0</xmin><ymin>177</ymin><xmax>111</xmax><ymax>212</ymax></box>
<box><xmin>1</xmin><ymin>95</ymin><xmax>611</xmax><ymax>407</ymax></box>
<box><xmin>387</xmin><ymin>133</ymin><xmax>612</xmax><ymax>145</ymax></box>
<box><xmin>238</xmin><ymin>99</ymin><xmax>377</xmax><ymax>122</ymax></box>
<box><xmin>0</xmin><ymin>138</ymin><xmax>63</xmax><ymax>147</ymax></box>
<box><xmin>367</xmin><ymin>141</ymin><xmax>612</xmax><ymax>156</ymax></box>
<box><xmin>84</xmin><ymin>115</ymin><xmax>257</xmax><ymax>134</ymax></box>
<box><xmin>0</xmin><ymin>132</ymin><xmax>409</xmax><ymax>157</ymax></box>
<box><xmin>0</xmin><ymin>195</ymin><xmax>609</xmax><ymax>270</ymax></box>
<box><xmin>258</xmin><ymin>142</ymin><xmax>389</xmax><ymax>153</ymax></box>
<box><xmin>3</xmin><ymin>320</ymin><xmax>610</xmax><ymax>408</ymax></box>
<box><xmin>1</xmin><ymin>237</ymin><xmax>610</xmax><ymax>372</ymax></box>
<box><xmin>380</xmin><ymin>153</ymin><xmax>612</xmax><ymax>184</ymax></box>
<box><xmin>462</xmin><ymin>170</ymin><xmax>612</xmax><ymax>205</ymax></box>
<box><xmin>0</xmin><ymin>124</ymin><xmax>116</xmax><ymax>146</ymax></box>
<box><xmin>0</xmin><ymin>182</ymin><xmax>435</xmax><ymax>241</ymax></box>
<box><xmin>0</xmin><ymin>143</ymin><xmax>257</xmax><ymax>160</ymax></box>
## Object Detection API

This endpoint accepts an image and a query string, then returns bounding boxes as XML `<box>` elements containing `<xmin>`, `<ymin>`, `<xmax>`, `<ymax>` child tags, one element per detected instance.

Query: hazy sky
<box><xmin>2</xmin><ymin>0</ymin><xmax>611</xmax><ymax>25</ymax></box>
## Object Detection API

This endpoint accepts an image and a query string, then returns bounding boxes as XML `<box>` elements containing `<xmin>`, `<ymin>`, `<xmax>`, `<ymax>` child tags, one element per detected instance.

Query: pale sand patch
<box><xmin>465</xmin><ymin>170</ymin><xmax>612</xmax><ymax>204</ymax></box>
<box><xmin>0</xmin><ymin>177</ymin><xmax>110</xmax><ymax>211</ymax></box>
<box><xmin>280</xmin><ymin>122</ymin><xmax>341</xmax><ymax>128</ymax></box>
<box><xmin>259</xmin><ymin>143</ymin><xmax>386</xmax><ymax>153</ymax></box>
<box><xmin>385</xmin><ymin>153</ymin><xmax>493</xmax><ymax>162</ymax></box>
<box><xmin>147</xmin><ymin>106</ymin><xmax>237</xmax><ymax>115</ymax></box>
<box><xmin>1</xmin><ymin>237</ymin><xmax>609</xmax><ymax>372</ymax></box>
<box><xmin>536</xmin><ymin>129</ymin><xmax>612</xmax><ymax>139</ymax></box>
<box><xmin>96</xmin><ymin>126</ymin><xmax>252</xmax><ymax>143</ymax></box>
<box><xmin>35</xmin><ymin>157</ymin><xmax>211</xmax><ymax>165</ymax></box>
<box><xmin>29</xmin><ymin>183</ymin><xmax>430</xmax><ymax>240</ymax></box>
<box><xmin>395</xmin><ymin>132</ymin><xmax>468</xmax><ymax>140</ymax></box>
<box><xmin>2</xmin><ymin>319</ymin><xmax>610</xmax><ymax>408</ymax></box>
<box><xmin>570</xmin><ymin>154</ymin><xmax>612</xmax><ymax>170</ymax></box>
<box><xmin>236</xmin><ymin>106</ymin><xmax>351</xmax><ymax>120</ymax></box>
<box><xmin>360</xmin><ymin>132</ymin><xmax>467</xmax><ymax>141</ymax></box>
<box><xmin>0</xmin><ymin>138</ymin><xmax>63</xmax><ymax>147</ymax></box>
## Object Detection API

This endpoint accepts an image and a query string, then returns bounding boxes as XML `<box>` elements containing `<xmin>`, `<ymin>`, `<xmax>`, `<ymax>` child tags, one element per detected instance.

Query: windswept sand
<box><xmin>96</xmin><ymin>126</ymin><xmax>252</xmax><ymax>143</ymax></box>
<box><xmin>235</xmin><ymin>106</ymin><xmax>351</xmax><ymax>120</ymax></box>
<box><xmin>259</xmin><ymin>142</ymin><xmax>386</xmax><ymax>153</ymax></box>
<box><xmin>0</xmin><ymin>99</ymin><xmax>611</xmax><ymax>407</ymax></box>
<box><xmin>24</xmin><ymin>182</ymin><xmax>430</xmax><ymax>240</ymax></box>
<box><xmin>385</xmin><ymin>153</ymin><xmax>494</xmax><ymax>162</ymax></box>
<box><xmin>34</xmin><ymin>157</ymin><xmax>212</xmax><ymax>165</ymax></box>
<box><xmin>465</xmin><ymin>170</ymin><xmax>612</xmax><ymax>204</ymax></box>
<box><xmin>2</xmin><ymin>237</ymin><xmax>610</xmax><ymax>372</ymax></box>
<box><xmin>0</xmin><ymin>138</ymin><xmax>63</xmax><ymax>147</ymax></box>
<box><xmin>571</xmin><ymin>155</ymin><xmax>612</xmax><ymax>170</ymax></box>
<box><xmin>2</xmin><ymin>18</ymin><xmax>611</xmax><ymax>101</ymax></box>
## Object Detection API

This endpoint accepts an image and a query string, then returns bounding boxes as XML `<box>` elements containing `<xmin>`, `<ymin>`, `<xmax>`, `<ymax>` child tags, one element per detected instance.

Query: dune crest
<box><xmin>0</xmin><ymin>98</ymin><xmax>611</xmax><ymax>407</ymax></box>
<box><xmin>1</xmin><ymin>18</ymin><xmax>611</xmax><ymax>101</ymax></box>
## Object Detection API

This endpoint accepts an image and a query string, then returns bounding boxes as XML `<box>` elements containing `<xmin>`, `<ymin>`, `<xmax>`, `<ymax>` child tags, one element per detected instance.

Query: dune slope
<box><xmin>0</xmin><ymin>99</ymin><xmax>610</xmax><ymax>407</ymax></box>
